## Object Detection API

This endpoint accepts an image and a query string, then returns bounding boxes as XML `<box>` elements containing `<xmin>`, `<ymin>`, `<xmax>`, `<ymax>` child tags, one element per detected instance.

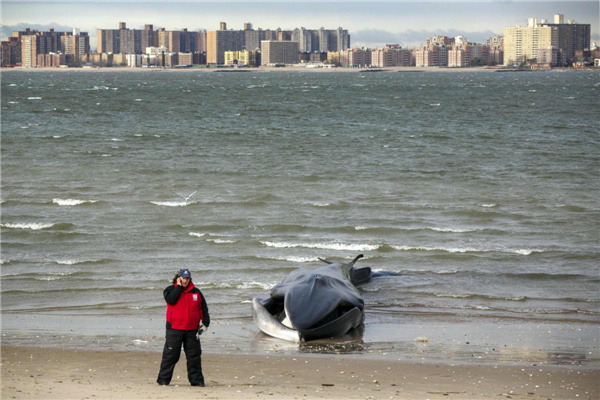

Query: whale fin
<box><xmin>349</xmin><ymin>254</ymin><xmax>364</xmax><ymax>265</ymax></box>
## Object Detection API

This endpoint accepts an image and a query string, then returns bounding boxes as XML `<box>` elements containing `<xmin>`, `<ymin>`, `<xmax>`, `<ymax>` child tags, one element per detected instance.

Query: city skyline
<box><xmin>2</xmin><ymin>1</ymin><xmax>598</xmax><ymax>49</ymax></box>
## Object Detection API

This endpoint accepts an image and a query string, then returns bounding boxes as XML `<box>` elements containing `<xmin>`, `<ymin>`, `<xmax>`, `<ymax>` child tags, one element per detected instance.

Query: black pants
<box><xmin>157</xmin><ymin>328</ymin><xmax>204</xmax><ymax>385</ymax></box>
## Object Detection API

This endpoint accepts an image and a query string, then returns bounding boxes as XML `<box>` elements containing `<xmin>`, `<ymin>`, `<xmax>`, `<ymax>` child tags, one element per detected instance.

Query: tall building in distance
<box><xmin>292</xmin><ymin>27</ymin><xmax>350</xmax><ymax>53</ymax></box>
<box><xmin>140</xmin><ymin>24</ymin><xmax>157</xmax><ymax>52</ymax></box>
<box><xmin>1</xmin><ymin>37</ymin><xmax>22</xmax><ymax>67</ymax></box>
<box><xmin>504</xmin><ymin>14</ymin><xmax>590</xmax><ymax>65</ymax></box>
<box><xmin>539</xmin><ymin>14</ymin><xmax>591</xmax><ymax>60</ymax></box>
<box><xmin>261</xmin><ymin>40</ymin><xmax>299</xmax><ymax>65</ymax></box>
<box><xmin>206</xmin><ymin>22</ymin><xmax>247</xmax><ymax>65</ymax></box>
<box><xmin>98</xmin><ymin>22</ymin><xmax>157</xmax><ymax>54</ymax></box>
<box><xmin>61</xmin><ymin>28</ymin><xmax>90</xmax><ymax>65</ymax></box>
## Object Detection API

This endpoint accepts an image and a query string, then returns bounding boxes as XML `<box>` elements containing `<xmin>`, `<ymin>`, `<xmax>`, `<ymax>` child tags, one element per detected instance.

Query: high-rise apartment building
<box><xmin>486</xmin><ymin>35</ymin><xmax>504</xmax><ymax>47</ymax></box>
<box><xmin>21</xmin><ymin>33</ymin><xmax>55</xmax><ymax>67</ymax></box>
<box><xmin>292</xmin><ymin>27</ymin><xmax>350</xmax><ymax>53</ymax></box>
<box><xmin>261</xmin><ymin>40</ymin><xmax>299</xmax><ymax>65</ymax></box>
<box><xmin>427</xmin><ymin>35</ymin><xmax>455</xmax><ymax>47</ymax></box>
<box><xmin>537</xmin><ymin>47</ymin><xmax>566</xmax><ymax>67</ymax></box>
<box><xmin>158</xmin><ymin>28</ymin><xmax>181</xmax><ymax>53</ymax></box>
<box><xmin>1</xmin><ymin>37</ymin><xmax>22</xmax><ymax>67</ymax></box>
<box><xmin>207</xmin><ymin>24</ymin><xmax>246</xmax><ymax>64</ymax></box>
<box><xmin>415</xmin><ymin>44</ymin><xmax>448</xmax><ymax>67</ymax></box>
<box><xmin>98</xmin><ymin>22</ymin><xmax>153</xmax><ymax>54</ymax></box>
<box><xmin>539</xmin><ymin>15</ymin><xmax>591</xmax><ymax>60</ymax></box>
<box><xmin>447</xmin><ymin>45</ymin><xmax>470</xmax><ymax>67</ymax></box>
<box><xmin>340</xmin><ymin>48</ymin><xmax>372</xmax><ymax>67</ymax></box>
<box><xmin>504</xmin><ymin>14</ymin><xmax>590</xmax><ymax>65</ymax></box>
<box><xmin>61</xmin><ymin>28</ymin><xmax>90</xmax><ymax>65</ymax></box>
<box><xmin>140</xmin><ymin>25</ymin><xmax>157</xmax><ymax>52</ymax></box>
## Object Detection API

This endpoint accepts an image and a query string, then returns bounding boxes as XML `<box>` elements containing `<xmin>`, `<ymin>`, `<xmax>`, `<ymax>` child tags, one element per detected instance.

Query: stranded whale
<box><xmin>251</xmin><ymin>254</ymin><xmax>400</xmax><ymax>342</ymax></box>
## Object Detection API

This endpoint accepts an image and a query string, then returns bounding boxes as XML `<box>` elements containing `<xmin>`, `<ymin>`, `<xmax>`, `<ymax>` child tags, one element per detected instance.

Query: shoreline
<box><xmin>3</xmin><ymin>66</ymin><xmax>599</xmax><ymax>73</ymax></box>
<box><xmin>2</xmin><ymin>345</ymin><xmax>598</xmax><ymax>399</ymax></box>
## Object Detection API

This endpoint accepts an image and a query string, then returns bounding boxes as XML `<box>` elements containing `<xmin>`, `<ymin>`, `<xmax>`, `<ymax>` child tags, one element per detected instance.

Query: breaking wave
<box><xmin>55</xmin><ymin>259</ymin><xmax>102</xmax><ymax>265</ymax></box>
<box><xmin>195</xmin><ymin>281</ymin><xmax>276</xmax><ymax>290</ymax></box>
<box><xmin>262</xmin><ymin>256</ymin><xmax>321</xmax><ymax>263</ymax></box>
<box><xmin>206</xmin><ymin>239</ymin><xmax>236</xmax><ymax>244</ymax></box>
<box><xmin>53</xmin><ymin>199</ymin><xmax>98</xmax><ymax>206</ymax></box>
<box><xmin>150</xmin><ymin>201</ymin><xmax>197</xmax><ymax>207</ymax></box>
<box><xmin>391</xmin><ymin>245</ymin><xmax>543</xmax><ymax>255</ymax></box>
<box><xmin>1</xmin><ymin>223</ymin><xmax>54</xmax><ymax>230</ymax></box>
<box><xmin>260</xmin><ymin>241</ymin><xmax>380</xmax><ymax>251</ymax></box>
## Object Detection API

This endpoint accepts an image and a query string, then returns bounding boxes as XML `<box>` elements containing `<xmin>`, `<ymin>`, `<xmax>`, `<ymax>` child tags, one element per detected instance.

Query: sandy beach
<box><xmin>2</xmin><ymin>345</ymin><xmax>598</xmax><ymax>400</ymax></box>
<box><xmin>5</xmin><ymin>66</ymin><xmax>527</xmax><ymax>73</ymax></box>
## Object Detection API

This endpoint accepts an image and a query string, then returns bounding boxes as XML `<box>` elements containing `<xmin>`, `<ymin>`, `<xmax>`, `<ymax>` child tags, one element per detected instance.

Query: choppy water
<box><xmin>1</xmin><ymin>70</ymin><xmax>599</xmax><ymax>363</ymax></box>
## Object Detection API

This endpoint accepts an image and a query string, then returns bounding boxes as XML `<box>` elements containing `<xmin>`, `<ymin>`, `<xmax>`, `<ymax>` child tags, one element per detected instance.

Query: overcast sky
<box><xmin>2</xmin><ymin>1</ymin><xmax>598</xmax><ymax>49</ymax></box>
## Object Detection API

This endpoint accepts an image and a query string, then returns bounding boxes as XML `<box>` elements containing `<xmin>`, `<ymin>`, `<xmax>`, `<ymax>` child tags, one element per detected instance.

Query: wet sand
<box><xmin>2</xmin><ymin>345</ymin><xmax>598</xmax><ymax>399</ymax></box>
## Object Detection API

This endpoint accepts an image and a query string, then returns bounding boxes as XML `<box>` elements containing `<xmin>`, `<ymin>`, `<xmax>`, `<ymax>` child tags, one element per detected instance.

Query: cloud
<box><xmin>351</xmin><ymin>28</ymin><xmax>503</xmax><ymax>48</ymax></box>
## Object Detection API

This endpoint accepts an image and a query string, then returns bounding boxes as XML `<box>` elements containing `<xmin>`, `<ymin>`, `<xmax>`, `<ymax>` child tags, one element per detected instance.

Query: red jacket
<box><xmin>164</xmin><ymin>282</ymin><xmax>210</xmax><ymax>331</ymax></box>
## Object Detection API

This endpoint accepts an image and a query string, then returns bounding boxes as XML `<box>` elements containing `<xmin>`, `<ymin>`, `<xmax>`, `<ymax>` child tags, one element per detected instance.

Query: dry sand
<box><xmin>6</xmin><ymin>66</ymin><xmax>512</xmax><ymax>73</ymax></box>
<box><xmin>2</xmin><ymin>345</ymin><xmax>598</xmax><ymax>399</ymax></box>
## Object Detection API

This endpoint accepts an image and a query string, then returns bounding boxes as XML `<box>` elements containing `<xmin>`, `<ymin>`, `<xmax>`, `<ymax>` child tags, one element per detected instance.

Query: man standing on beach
<box><xmin>157</xmin><ymin>269</ymin><xmax>210</xmax><ymax>387</ymax></box>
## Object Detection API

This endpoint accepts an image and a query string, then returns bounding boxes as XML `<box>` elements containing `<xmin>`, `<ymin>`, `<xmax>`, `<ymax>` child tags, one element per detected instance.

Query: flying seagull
<box><xmin>177</xmin><ymin>190</ymin><xmax>198</xmax><ymax>205</ymax></box>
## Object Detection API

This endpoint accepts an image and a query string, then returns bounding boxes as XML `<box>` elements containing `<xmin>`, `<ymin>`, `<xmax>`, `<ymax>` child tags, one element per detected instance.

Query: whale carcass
<box><xmin>251</xmin><ymin>254</ymin><xmax>397</xmax><ymax>342</ymax></box>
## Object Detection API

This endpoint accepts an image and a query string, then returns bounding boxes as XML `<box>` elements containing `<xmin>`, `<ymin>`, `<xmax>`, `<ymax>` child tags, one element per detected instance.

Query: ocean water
<box><xmin>1</xmin><ymin>70</ymin><xmax>599</xmax><ymax>364</ymax></box>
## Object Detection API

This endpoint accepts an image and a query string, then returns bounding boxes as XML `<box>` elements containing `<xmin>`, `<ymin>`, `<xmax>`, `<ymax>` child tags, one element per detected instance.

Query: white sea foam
<box><xmin>392</xmin><ymin>245</ymin><xmax>543</xmax><ymax>255</ymax></box>
<box><xmin>430</xmin><ymin>103</ymin><xmax>441</xmax><ymax>106</ymax></box>
<box><xmin>135</xmin><ymin>99</ymin><xmax>142</xmax><ymax>101</ymax></box>
<box><xmin>134</xmin><ymin>134</ymin><xmax>143</xmax><ymax>137</ymax></box>
<box><xmin>1</xmin><ymin>223</ymin><xmax>54</xmax><ymax>230</ymax></box>
<box><xmin>35</xmin><ymin>277</ymin><xmax>61</xmax><ymax>281</ymax></box>
<box><xmin>392</xmin><ymin>245</ymin><xmax>479</xmax><ymax>253</ymax></box>
<box><xmin>55</xmin><ymin>259</ymin><xmax>100</xmax><ymax>265</ymax></box>
<box><xmin>189</xmin><ymin>232</ymin><xmax>205</xmax><ymax>237</ymax></box>
<box><xmin>261</xmin><ymin>241</ymin><xmax>379</xmax><ymax>251</ymax></box>
<box><xmin>510</xmin><ymin>249</ymin><xmax>544</xmax><ymax>255</ymax></box>
<box><xmin>110</xmin><ymin>138</ymin><xmax>123</xmax><ymax>142</ymax></box>
<box><xmin>197</xmin><ymin>281</ymin><xmax>276</xmax><ymax>290</ymax></box>
<box><xmin>206</xmin><ymin>239</ymin><xmax>236</xmax><ymax>244</ymax></box>
<box><xmin>310</xmin><ymin>202</ymin><xmax>330</xmax><ymax>207</ymax></box>
<box><xmin>53</xmin><ymin>199</ymin><xmax>98</xmax><ymax>206</ymax></box>
<box><xmin>100</xmin><ymin>154</ymin><xmax>111</xmax><ymax>157</ymax></box>
<box><xmin>481</xmin><ymin>204</ymin><xmax>497</xmax><ymax>208</ymax></box>
<box><xmin>53</xmin><ymin>135</ymin><xmax>62</xmax><ymax>138</ymax></box>
<box><xmin>0</xmin><ymin>259</ymin><xmax>11</xmax><ymax>265</ymax></box>
<box><xmin>266</xmin><ymin>256</ymin><xmax>321</xmax><ymax>263</ymax></box>
<box><xmin>354</xmin><ymin>226</ymin><xmax>370</xmax><ymax>230</ymax></box>
<box><xmin>435</xmin><ymin>293</ymin><xmax>471</xmax><ymax>298</ymax></box>
<box><xmin>429</xmin><ymin>227</ymin><xmax>476</xmax><ymax>233</ymax></box>
<box><xmin>28</xmin><ymin>97</ymin><xmax>42</xmax><ymax>100</ymax></box>
<box><xmin>150</xmin><ymin>201</ymin><xmax>196</xmax><ymax>207</ymax></box>
<box><xmin>8</xmin><ymin>84</ymin><xmax>17</xmax><ymax>87</ymax></box>
<box><xmin>8</xmin><ymin>101</ymin><xmax>19</xmax><ymax>104</ymax></box>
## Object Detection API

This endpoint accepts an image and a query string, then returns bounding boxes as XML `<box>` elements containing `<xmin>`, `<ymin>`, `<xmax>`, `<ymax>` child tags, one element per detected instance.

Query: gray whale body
<box><xmin>251</xmin><ymin>254</ymin><xmax>399</xmax><ymax>342</ymax></box>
